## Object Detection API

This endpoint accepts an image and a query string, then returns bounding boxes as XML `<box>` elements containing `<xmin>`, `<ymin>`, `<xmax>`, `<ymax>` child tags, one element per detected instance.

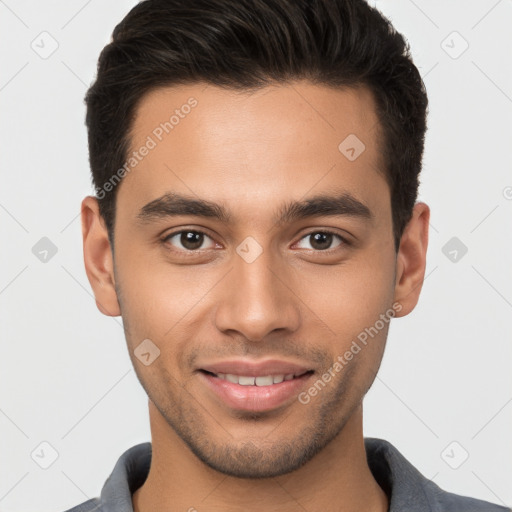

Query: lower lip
<box><xmin>199</xmin><ymin>371</ymin><xmax>313</xmax><ymax>412</ymax></box>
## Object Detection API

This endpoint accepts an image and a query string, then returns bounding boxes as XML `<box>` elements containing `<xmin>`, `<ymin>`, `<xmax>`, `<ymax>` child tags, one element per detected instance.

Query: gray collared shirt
<box><xmin>63</xmin><ymin>438</ymin><xmax>510</xmax><ymax>512</ymax></box>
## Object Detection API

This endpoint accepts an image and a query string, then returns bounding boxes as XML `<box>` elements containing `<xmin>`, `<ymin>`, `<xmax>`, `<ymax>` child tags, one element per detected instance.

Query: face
<box><xmin>83</xmin><ymin>80</ymin><xmax>426</xmax><ymax>478</ymax></box>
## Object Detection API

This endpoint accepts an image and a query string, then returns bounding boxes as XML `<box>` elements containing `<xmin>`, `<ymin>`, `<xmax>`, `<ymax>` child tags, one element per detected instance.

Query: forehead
<box><xmin>119</xmin><ymin>80</ymin><xmax>388</xmax><ymax>224</ymax></box>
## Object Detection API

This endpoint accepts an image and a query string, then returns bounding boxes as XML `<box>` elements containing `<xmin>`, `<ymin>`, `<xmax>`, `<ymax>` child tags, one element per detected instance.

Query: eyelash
<box><xmin>161</xmin><ymin>229</ymin><xmax>351</xmax><ymax>256</ymax></box>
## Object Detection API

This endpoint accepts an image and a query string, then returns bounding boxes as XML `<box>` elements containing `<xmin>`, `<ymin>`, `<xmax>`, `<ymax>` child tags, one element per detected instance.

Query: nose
<box><xmin>214</xmin><ymin>248</ymin><xmax>301</xmax><ymax>342</ymax></box>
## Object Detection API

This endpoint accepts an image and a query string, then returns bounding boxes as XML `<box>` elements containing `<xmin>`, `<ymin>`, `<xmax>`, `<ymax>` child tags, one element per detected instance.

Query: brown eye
<box><xmin>295</xmin><ymin>231</ymin><xmax>346</xmax><ymax>251</ymax></box>
<box><xmin>163</xmin><ymin>230</ymin><xmax>216</xmax><ymax>251</ymax></box>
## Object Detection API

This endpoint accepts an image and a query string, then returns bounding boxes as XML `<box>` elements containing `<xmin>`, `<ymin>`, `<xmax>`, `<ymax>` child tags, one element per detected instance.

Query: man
<box><xmin>67</xmin><ymin>0</ymin><xmax>509</xmax><ymax>511</ymax></box>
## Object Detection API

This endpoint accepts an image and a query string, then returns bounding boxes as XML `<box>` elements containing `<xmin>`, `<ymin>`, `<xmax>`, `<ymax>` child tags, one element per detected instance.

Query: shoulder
<box><xmin>60</xmin><ymin>442</ymin><xmax>151</xmax><ymax>512</ymax></box>
<box><xmin>364</xmin><ymin>437</ymin><xmax>510</xmax><ymax>512</ymax></box>
<box><xmin>432</xmin><ymin>487</ymin><xmax>511</xmax><ymax>512</ymax></box>
<box><xmin>61</xmin><ymin>497</ymin><xmax>102</xmax><ymax>512</ymax></box>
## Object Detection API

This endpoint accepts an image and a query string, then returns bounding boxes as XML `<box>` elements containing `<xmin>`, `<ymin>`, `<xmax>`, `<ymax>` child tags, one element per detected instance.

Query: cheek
<box><xmin>293</xmin><ymin>253</ymin><xmax>395</xmax><ymax>332</ymax></box>
<box><xmin>293</xmin><ymin>255</ymin><xmax>396</xmax><ymax>384</ymax></box>
<box><xmin>115</xmin><ymin>252</ymin><xmax>224</xmax><ymax>352</ymax></box>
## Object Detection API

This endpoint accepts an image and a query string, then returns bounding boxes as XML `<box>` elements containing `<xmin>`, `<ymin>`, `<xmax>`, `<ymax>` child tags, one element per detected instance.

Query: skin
<box><xmin>82</xmin><ymin>80</ymin><xmax>429</xmax><ymax>512</ymax></box>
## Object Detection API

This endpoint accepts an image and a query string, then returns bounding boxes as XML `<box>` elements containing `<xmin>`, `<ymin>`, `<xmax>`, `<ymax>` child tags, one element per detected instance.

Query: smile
<box><xmin>198</xmin><ymin>365</ymin><xmax>315</xmax><ymax>412</ymax></box>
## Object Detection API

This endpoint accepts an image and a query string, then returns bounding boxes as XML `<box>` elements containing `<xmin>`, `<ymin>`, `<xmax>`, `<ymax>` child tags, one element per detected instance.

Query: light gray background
<box><xmin>1</xmin><ymin>1</ymin><xmax>511</xmax><ymax>511</ymax></box>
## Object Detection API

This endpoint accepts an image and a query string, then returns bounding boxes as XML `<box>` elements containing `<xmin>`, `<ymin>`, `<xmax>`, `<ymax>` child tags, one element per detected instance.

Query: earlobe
<box><xmin>393</xmin><ymin>202</ymin><xmax>430</xmax><ymax>317</ymax></box>
<box><xmin>81</xmin><ymin>196</ymin><xmax>121</xmax><ymax>317</ymax></box>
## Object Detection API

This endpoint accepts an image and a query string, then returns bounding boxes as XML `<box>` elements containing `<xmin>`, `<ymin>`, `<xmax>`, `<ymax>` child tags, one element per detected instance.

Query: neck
<box><xmin>133</xmin><ymin>401</ymin><xmax>388</xmax><ymax>512</ymax></box>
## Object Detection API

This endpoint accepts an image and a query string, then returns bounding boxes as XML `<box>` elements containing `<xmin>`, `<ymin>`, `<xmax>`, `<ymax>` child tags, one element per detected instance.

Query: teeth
<box><xmin>214</xmin><ymin>373</ymin><xmax>300</xmax><ymax>386</ymax></box>
<box><xmin>255</xmin><ymin>375</ymin><xmax>273</xmax><ymax>386</ymax></box>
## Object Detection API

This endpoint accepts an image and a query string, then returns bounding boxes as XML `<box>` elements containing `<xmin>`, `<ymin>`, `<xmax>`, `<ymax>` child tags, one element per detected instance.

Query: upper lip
<box><xmin>199</xmin><ymin>359</ymin><xmax>313</xmax><ymax>377</ymax></box>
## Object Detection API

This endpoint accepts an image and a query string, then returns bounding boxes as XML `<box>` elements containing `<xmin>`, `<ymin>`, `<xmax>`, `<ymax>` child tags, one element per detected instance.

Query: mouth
<box><xmin>196</xmin><ymin>360</ymin><xmax>315</xmax><ymax>412</ymax></box>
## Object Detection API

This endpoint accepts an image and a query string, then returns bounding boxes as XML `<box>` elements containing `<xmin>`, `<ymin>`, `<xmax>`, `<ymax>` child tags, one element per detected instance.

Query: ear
<box><xmin>81</xmin><ymin>196</ymin><xmax>121</xmax><ymax>316</ymax></box>
<box><xmin>393</xmin><ymin>202</ymin><xmax>430</xmax><ymax>317</ymax></box>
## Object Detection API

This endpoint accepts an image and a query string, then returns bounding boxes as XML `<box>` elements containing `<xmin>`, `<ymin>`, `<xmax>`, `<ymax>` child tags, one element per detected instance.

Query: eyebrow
<box><xmin>136</xmin><ymin>191</ymin><xmax>373</xmax><ymax>226</ymax></box>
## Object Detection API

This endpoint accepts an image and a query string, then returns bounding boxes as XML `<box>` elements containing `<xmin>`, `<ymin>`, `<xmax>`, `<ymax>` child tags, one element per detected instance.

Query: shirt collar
<box><xmin>98</xmin><ymin>438</ymin><xmax>433</xmax><ymax>512</ymax></box>
<box><xmin>100</xmin><ymin>442</ymin><xmax>151</xmax><ymax>512</ymax></box>
<box><xmin>365</xmin><ymin>437</ymin><xmax>432</xmax><ymax>511</ymax></box>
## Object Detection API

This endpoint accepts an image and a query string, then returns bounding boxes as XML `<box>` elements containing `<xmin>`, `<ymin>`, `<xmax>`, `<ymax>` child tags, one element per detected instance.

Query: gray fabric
<box><xmin>63</xmin><ymin>438</ymin><xmax>510</xmax><ymax>512</ymax></box>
